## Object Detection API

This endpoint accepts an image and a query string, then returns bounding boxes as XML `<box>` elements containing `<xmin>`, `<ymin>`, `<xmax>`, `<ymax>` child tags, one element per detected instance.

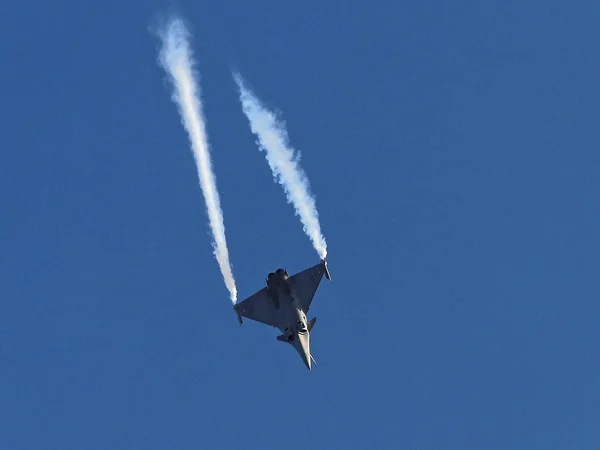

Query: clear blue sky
<box><xmin>1</xmin><ymin>1</ymin><xmax>599</xmax><ymax>449</ymax></box>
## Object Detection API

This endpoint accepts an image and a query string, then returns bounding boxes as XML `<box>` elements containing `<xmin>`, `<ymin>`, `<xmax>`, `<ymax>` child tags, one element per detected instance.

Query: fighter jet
<box><xmin>233</xmin><ymin>259</ymin><xmax>332</xmax><ymax>370</ymax></box>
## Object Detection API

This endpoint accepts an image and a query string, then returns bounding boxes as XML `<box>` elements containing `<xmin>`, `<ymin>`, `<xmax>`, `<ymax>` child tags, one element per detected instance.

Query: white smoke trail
<box><xmin>233</xmin><ymin>72</ymin><xmax>327</xmax><ymax>260</ymax></box>
<box><xmin>156</xmin><ymin>18</ymin><xmax>237</xmax><ymax>303</ymax></box>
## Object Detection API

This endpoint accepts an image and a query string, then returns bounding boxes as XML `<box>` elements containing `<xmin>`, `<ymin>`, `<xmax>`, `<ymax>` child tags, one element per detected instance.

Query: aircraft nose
<box><xmin>298</xmin><ymin>333</ymin><xmax>311</xmax><ymax>371</ymax></box>
<box><xmin>303</xmin><ymin>355</ymin><xmax>311</xmax><ymax>371</ymax></box>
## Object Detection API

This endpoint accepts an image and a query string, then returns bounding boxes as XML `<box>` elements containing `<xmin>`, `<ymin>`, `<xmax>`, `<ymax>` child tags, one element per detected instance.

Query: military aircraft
<box><xmin>233</xmin><ymin>259</ymin><xmax>332</xmax><ymax>371</ymax></box>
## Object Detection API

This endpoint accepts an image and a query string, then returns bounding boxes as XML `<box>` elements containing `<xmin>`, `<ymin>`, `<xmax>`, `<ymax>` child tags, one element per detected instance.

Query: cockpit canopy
<box><xmin>297</xmin><ymin>321</ymin><xmax>307</xmax><ymax>333</ymax></box>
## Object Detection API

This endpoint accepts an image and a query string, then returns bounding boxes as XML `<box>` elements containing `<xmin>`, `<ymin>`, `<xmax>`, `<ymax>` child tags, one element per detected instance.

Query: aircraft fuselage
<box><xmin>266</xmin><ymin>269</ymin><xmax>311</xmax><ymax>369</ymax></box>
<box><xmin>266</xmin><ymin>269</ymin><xmax>308</xmax><ymax>335</ymax></box>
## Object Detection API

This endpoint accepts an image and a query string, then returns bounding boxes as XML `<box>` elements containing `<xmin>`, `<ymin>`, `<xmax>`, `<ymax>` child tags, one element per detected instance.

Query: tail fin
<box><xmin>307</xmin><ymin>317</ymin><xmax>316</xmax><ymax>332</ymax></box>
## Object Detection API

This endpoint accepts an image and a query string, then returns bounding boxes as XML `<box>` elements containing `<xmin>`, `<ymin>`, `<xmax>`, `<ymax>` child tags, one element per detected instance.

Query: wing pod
<box><xmin>322</xmin><ymin>260</ymin><xmax>332</xmax><ymax>281</ymax></box>
<box><xmin>233</xmin><ymin>305</ymin><xmax>243</xmax><ymax>326</ymax></box>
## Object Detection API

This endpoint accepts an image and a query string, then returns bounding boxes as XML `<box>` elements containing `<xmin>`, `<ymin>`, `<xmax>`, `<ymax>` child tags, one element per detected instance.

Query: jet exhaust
<box><xmin>156</xmin><ymin>17</ymin><xmax>238</xmax><ymax>303</ymax></box>
<box><xmin>233</xmin><ymin>72</ymin><xmax>328</xmax><ymax>260</ymax></box>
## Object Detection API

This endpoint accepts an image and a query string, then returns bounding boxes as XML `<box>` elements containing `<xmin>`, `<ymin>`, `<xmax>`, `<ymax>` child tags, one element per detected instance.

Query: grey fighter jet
<box><xmin>234</xmin><ymin>259</ymin><xmax>332</xmax><ymax>370</ymax></box>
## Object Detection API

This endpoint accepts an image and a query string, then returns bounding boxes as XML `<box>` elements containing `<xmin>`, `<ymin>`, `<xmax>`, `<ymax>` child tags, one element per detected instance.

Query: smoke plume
<box><xmin>156</xmin><ymin>18</ymin><xmax>237</xmax><ymax>302</ymax></box>
<box><xmin>233</xmin><ymin>72</ymin><xmax>328</xmax><ymax>260</ymax></box>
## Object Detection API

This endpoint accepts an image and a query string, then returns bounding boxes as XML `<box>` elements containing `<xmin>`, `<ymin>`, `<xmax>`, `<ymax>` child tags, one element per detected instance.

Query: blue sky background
<box><xmin>1</xmin><ymin>1</ymin><xmax>599</xmax><ymax>449</ymax></box>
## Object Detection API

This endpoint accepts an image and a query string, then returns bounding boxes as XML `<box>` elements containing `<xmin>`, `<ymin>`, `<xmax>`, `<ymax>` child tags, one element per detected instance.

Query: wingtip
<box><xmin>322</xmin><ymin>260</ymin><xmax>332</xmax><ymax>281</ymax></box>
<box><xmin>233</xmin><ymin>305</ymin><xmax>243</xmax><ymax>326</ymax></box>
